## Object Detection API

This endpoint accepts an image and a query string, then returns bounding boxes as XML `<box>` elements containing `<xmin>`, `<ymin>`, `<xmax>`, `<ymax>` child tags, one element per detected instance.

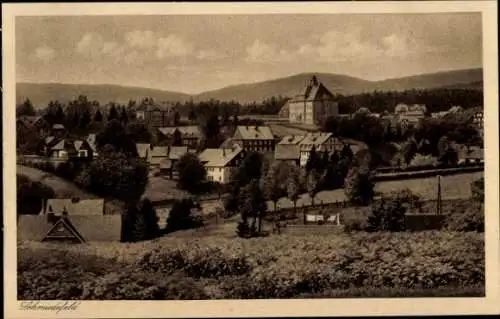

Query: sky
<box><xmin>16</xmin><ymin>13</ymin><xmax>482</xmax><ymax>94</ymax></box>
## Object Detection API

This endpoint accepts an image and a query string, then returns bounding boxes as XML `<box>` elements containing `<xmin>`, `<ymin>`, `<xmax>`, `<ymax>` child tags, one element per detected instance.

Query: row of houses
<box><xmin>139</xmin><ymin>125</ymin><xmax>360</xmax><ymax>184</ymax></box>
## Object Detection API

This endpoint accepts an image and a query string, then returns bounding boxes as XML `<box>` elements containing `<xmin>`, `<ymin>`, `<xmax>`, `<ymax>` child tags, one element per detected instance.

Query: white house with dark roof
<box><xmin>287</xmin><ymin>76</ymin><xmax>339</xmax><ymax>125</ymax></box>
<box><xmin>232</xmin><ymin>125</ymin><xmax>275</xmax><ymax>152</ymax></box>
<box><xmin>198</xmin><ymin>146</ymin><xmax>245</xmax><ymax>184</ymax></box>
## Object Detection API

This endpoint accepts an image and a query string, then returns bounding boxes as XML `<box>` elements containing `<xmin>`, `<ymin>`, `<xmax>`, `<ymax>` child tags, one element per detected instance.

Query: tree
<box><xmin>176</xmin><ymin>153</ymin><xmax>206</xmax><ymax>193</ymax></box>
<box><xmin>85</xmin><ymin>146</ymin><xmax>149</xmax><ymax>201</ymax></box>
<box><xmin>166</xmin><ymin>198</ymin><xmax>203</xmax><ymax>232</ymax></box>
<box><xmin>94</xmin><ymin>109</ymin><xmax>103</xmax><ymax>122</ymax></box>
<box><xmin>401</xmin><ymin>138</ymin><xmax>418</xmax><ymax>165</ymax></box>
<box><xmin>120</xmin><ymin>107</ymin><xmax>129</xmax><ymax>125</ymax></box>
<box><xmin>17</xmin><ymin>175</ymin><xmax>55</xmax><ymax>215</ymax></box>
<box><xmin>173</xmin><ymin>111</ymin><xmax>181</xmax><ymax>126</ymax></box>
<box><xmin>437</xmin><ymin>135</ymin><xmax>458</xmax><ymax>166</ymax></box>
<box><xmin>139</xmin><ymin>198</ymin><xmax>159</xmax><ymax>239</ymax></box>
<box><xmin>344</xmin><ymin>167</ymin><xmax>375</xmax><ymax>205</ymax></box>
<box><xmin>234</xmin><ymin>151</ymin><xmax>264</xmax><ymax>187</ymax></box>
<box><xmin>305</xmin><ymin>146</ymin><xmax>321</xmax><ymax>172</ymax></box>
<box><xmin>306</xmin><ymin>171</ymin><xmax>321</xmax><ymax>208</ymax></box>
<box><xmin>17</xmin><ymin>99</ymin><xmax>36</xmax><ymax>117</ymax></box>
<box><xmin>286</xmin><ymin>166</ymin><xmax>302</xmax><ymax>218</ymax></box>
<box><xmin>96</xmin><ymin>119</ymin><xmax>137</xmax><ymax>155</ymax></box>
<box><xmin>79</xmin><ymin>108</ymin><xmax>92</xmax><ymax>130</ymax></box>
<box><xmin>238</xmin><ymin>179</ymin><xmax>267</xmax><ymax>235</ymax></box>
<box><xmin>367</xmin><ymin>195</ymin><xmax>407</xmax><ymax>232</ymax></box>
<box><xmin>261</xmin><ymin>162</ymin><xmax>284</xmax><ymax>217</ymax></box>
<box><xmin>126</xmin><ymin>123</ymin><xmax>152</xmax><ymax>143</ymax></box>
<box><xmin>108</xmin><ymin>104</ymin><xmax>119</xmax><ymax>121</ymax></box>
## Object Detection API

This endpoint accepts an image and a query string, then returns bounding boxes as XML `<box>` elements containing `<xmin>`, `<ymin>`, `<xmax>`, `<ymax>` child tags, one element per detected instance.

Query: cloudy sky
<box><xmin>16</xmin><ymin>13</ymin><xmax>482</xmax><ymax>94</ymax></box>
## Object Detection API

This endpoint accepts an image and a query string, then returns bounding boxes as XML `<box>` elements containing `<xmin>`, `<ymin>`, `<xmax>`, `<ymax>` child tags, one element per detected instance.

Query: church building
<box><xmin>287</xmin><ymin>76</ymin><xmax>339</xmax><ymax>125</ymax></box>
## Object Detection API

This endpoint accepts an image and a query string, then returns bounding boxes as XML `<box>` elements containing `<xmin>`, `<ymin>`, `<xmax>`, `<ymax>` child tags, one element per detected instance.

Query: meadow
<box><xmin>18</xmin><ymin>230</ymin><xmax>484</xmax><ymax>300</ymax></box>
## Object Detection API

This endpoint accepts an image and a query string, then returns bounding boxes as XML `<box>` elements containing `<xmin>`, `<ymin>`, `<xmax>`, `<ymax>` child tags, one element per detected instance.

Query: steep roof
<box><xmin>158</xmin><ymin>127</ymin><xmax>177</xmax><ymax>136</ymax></box>
<box><xmin>289</xmin><ymin>76</ymin><xmax>335</xmax><ymax>103</ymax></box>
<box><xmin>42</xmin><ymin>199</ymin><xmax>105</xmax><ymax>216</ymax></box>
<box><xmin>275</xmin><ymin>144</ymin><xmax>301</xmax><ymax>160</ymax></box>
<box><xmin>52</xmin><ymin>124</ymin><xmax>65</xmax><ymax>130</ymax></box>
<box><xmin>199</xmin><ymin>146</ymin><xmax>243</xmax><ymax>167</ymax></box>
<box><xmin>233</xmin><ymin>125</ymin><xmax>274</xmax><ymax>140</ymax></box>
<box><xmin>278</xmin><ymin>135</ymin><xmax>305</xmax><ymax>145</ymax></box>
<box><xmin>299</xmin><ymin>132</ymin><xmax>334</xmax><ymax>146</ymax></box>
<box><xmin>136</xmin><ymin>143</ymin><xmax>151</xmax><ymax>159</ymax></box>
<box><xmin>18</xmin><ymin>214</ymin><xmax>122</xmax><ymax>242</ymax></box>
<box><xmin>150</xmin><ymin>146</ymin><xmax>170</xmax><ymax>158</ymax></box>
<box><xmin>50</xmin><ymin>139</ymin><xmax>76</xmax><ymax>151</ymax></box>
<box><xmin>168</xmin><ymin>146</ymin><xmax>188</xmax><ymax>160</ymax></box>
<box><xmin>177</xmin><ymin>125</ymin><xmax>202</xmax><ymax>137</ymax></box>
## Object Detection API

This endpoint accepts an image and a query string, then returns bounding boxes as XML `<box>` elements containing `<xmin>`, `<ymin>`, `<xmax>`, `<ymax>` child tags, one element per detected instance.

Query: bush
<box><xmin>344</xmin><ymin>167</ymin><xmax>375</xmax><ymax>205</ymax></box>
<box><xmin>445</xmin><ymin>203</ymin><xmax>484</xmax><ymax>232</ymax></box>
<box><xmin>17</xmin><ymin>175</ymin><xmax>56</xmax><ymax>215</ymax></box>
<box><xmin>367</xmin><ymin>196</ymin><xmax>407</xmax><ymax>232</ymax></box>
<box><xmin>166</xmin><ymin>198</ymin><xmax>203</xmax><ymax>232</ymax></box>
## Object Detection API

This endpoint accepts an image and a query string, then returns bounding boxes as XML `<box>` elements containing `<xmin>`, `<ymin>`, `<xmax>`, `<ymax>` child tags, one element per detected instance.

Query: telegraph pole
<box><xmin>436</xmin><ymin>175</ymin><xmax>442</xmax><ymax>215</ymax></box>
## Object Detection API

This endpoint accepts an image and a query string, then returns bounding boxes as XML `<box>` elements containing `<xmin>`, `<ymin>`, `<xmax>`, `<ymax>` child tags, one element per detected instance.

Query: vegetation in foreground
<box><xmin>18</xmin><ymin>231</ymin><xmax>484</xmax><ymax>300</ymax></box>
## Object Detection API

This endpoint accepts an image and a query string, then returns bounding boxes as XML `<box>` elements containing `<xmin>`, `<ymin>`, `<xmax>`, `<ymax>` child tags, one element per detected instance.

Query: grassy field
<box><xmin>18</xmin><ymin>230</ymin><xmax>484</xmax><ymax>299</ymax></box>
<box><xmin>143</xmin><ymin>176</ymin><xmax>190</xmax><ymax>202</ymax></box>
<box><xmin>269</xmin><ymin>171</ymin><xmax>483</xmax><ymax>211</ymax></box>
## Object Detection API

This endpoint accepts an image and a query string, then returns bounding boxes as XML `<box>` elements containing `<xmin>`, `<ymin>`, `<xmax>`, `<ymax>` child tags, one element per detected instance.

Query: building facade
<box><xmin>136</xmin><ymin>104</ymin><xmax>176</xmax><ymax>129</ymax></box>
<box><xmin>198</xmin><ymin>147</ymin><xmax>245</xmax><ymax>184</ymax></box>
<box><xmin>287</xmin><ymin>76</ymin><xmax>339</xmax><ymax>125</ymax></box>
<box><xmin>232</xmin><ymin>125</ymin><xmax>275</xmax><ymax>153</ymax></box>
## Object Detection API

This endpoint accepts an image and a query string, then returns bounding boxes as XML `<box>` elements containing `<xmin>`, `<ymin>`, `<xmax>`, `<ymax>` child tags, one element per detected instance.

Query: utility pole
<box><xmin>436</xmin><ymin>175</ymin><xmax>442</xmax><ymax>215</ymax></box>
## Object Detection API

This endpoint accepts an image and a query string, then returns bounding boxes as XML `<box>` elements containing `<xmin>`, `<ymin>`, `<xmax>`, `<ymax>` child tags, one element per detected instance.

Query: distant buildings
<box><xmin>232</xmin><ymin>125</ymin><xmax>276</xmax><ymax>152</ymax></box>
<box><xmin>472</xmin><ymin>110</ymin><xmax>484</xmax><ymax>138</ymax></box>
<box><xmin>136</xmin><ymin>143</ymin><xmax>188</xmax><ymax>177</ymax></box>
<box><xmin>395</xmin><ymin>104</ymin><xmax>426</xmax><ymax>128</ymax></box>
<box><xmin>278</xmin><ymin>132</ymin><xmax>344</xmax><ymax>167</ymax></box>
<box><xmin>287</xmin><ymin>76</ymin><xmax>339</xmax><ymax>125</ymax></box>
<box><xmin>199</xmin><ymin>146</ymin><xmax>245</xmax><ymax>184</ymax></box>
<box><xmin>157</xmin><ymin>125</ymin><xmax>202</xmax><ymax>150</ymax></box>
<box><xmin>136</xmin><ymin>104</ymin><xmax>176</xmax><ymax>128</ymax></box>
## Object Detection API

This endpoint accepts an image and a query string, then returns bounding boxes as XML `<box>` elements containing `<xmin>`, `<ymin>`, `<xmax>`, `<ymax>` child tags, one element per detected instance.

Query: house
<box><xmin>47</xmin><ymin>138</ymin><xmax>95</xmax><ymax>159</ymax></box>
<box><xmin>297</xmin><ymin>132</ymin><xmax>344</xmax><ymax>167</ymax></box>
<box><xmin>274</xmin><ymin>144</ymin><xmax>301</xmax><ymax>166</ymax></box>
<box><xmin>232</xmin><ymin>125</ymin><xmax>275</xmax><ymax>152</ymax></box>
<box><xmin>136</xmin><ymin>143</ymin><xmax>188</xmax><ymax>177</ymax></box>
<box><xmin>458</xmin><ymin>145</ymin><xmax>484</xmax><ymax>164</ymax></box>
<box><xmin>287</xmin><ymin>76</ymin><xmax>339</xmax><ymax>125</ymax></box>
<box><xmin>18</xmin><ymin>198</ymin><xmax>123</xmax><ymax>243</ymax></box>
<box><xmin>136</xmin><ymin>104</ymin><xmax>176</xmax><ymax>128</ymax></box>
<box><xmin>397</xmin><ymin>105</ymin><xmax>426</xmax><ymax>128</ymax></box>
<box><xmin>471</xmin><ymin>110</ymin><xmax>484</xmax><ymax>138</ymax></box>
<box><xmin>157</xmin><ymin>125</ymin><xmax>202</xmax><ymax>149</ymax></box>
<box><xmin>51</xmin><ymin>123</ymin><xmax>66</xmax><ymax>137</ymax></box>
<box><xmin>198</xmin><ymin>146</ymin><xmax>245</xmax><ymax>184</ymax></box>
<box><xmin>17</xmin><ymin>116</ymin><xmax>50</xmax><ymax>135</ymax></box>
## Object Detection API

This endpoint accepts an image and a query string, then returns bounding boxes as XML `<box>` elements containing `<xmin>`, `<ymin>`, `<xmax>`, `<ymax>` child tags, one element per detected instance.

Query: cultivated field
<box><xmin>18</xmin><ymin>231</ymin><xmax>484</xmax><ymax>299</ymax></box>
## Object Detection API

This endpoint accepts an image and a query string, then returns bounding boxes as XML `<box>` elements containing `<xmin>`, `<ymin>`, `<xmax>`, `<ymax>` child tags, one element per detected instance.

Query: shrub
<box><xmin>409</xmin><ymin>154</ymin><xmax>439</xmax><ymax>167</ymax></box>
<box><xmin>344</xmin><ymin>167</ymin><xmax>375</xmax><ymax>205</ymax></box>
<box><xmin>367</xmin><ymin>196</ymin><xmax>407</xmax><ymax>232</ymax></box>
<box><xmin>166</xmin><ymin>198</ymin><xmax>203</xmax><ymax>232</ymax></box>
<box><xmin>17</xmin><ymin>175</ymin><xmax>55</xmax><ymax>215</ymax></box>
<box><xmin>445</xmin><ymin>203</ymin><xmax>484</xmax><ymax>232</ymax></box>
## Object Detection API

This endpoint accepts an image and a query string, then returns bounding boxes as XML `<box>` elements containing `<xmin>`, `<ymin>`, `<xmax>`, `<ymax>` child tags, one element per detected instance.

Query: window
<box><xmin>78</xmin><ymin>150</ymin><xmax>88</xmax><ymax>157</ymax></box>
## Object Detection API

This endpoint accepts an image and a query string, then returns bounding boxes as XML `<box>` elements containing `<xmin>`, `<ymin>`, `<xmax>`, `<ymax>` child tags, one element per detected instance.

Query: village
<box><xmin>16</xmin><ymin>75</ymin><xmax>484</xmax><ymax>242</ymax></box>
<box><xmin>12</xmin><ymin>11</ymin><xmax>488</xmax><ymax>301</ymax></box>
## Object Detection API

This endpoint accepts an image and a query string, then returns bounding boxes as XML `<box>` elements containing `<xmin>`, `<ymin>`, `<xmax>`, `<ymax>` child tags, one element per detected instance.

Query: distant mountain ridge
<box><xmin>17</xmin><ymin>68</ymin><xmax>482</xmax><ymax>107</ymax></box>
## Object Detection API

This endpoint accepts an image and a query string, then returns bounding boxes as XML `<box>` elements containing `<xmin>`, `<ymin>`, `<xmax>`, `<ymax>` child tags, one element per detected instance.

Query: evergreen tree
<box><xmin>120</xmin><ymin>107</ymin><xmax>129</xmax><ymax>125</ymax></box>
<box><xmin>94</xmin><ymin>109</ymin><xmax>103</xmax><ymax>122</ymax></box>
<box><xmin>108</xmin><ymin>104</ymin><xmax>119</xmax><ymax>121</ymax></box>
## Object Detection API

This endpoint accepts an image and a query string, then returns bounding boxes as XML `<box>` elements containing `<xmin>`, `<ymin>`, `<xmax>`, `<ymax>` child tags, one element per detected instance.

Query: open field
<box><xmin>18</xmin><ymin>231</ymin><xmax>484</xmax><ymax>299</ymax></box>
<box><xmin>270</xmin><ymin>171</ymin><xmax>483</xmax><ymax>211</ymax></box>
<box><xmin>17</xmin><ymin>165</ymin><xmax>96</xmax><ymax>199</ymax></box>
<box><xmin>143</xmin><ymin>176</ymin><xmax>190</xmax><ymax>203</ymax></box>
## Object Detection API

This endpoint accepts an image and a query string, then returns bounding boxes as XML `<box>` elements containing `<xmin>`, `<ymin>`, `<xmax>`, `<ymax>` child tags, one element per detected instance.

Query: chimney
<box><xmin>222</xmin><ymin>148</ymin><xmax>226</xmax><ymax>157</ymax></box>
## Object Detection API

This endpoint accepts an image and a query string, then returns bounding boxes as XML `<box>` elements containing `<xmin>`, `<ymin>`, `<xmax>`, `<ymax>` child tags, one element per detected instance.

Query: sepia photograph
<box><xmin>3</xmin><ymin>1</ymin><xmax>499</xmax><ymax>318</ymax></box>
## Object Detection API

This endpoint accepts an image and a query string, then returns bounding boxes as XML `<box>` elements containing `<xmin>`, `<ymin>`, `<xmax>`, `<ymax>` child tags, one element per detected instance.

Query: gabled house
<box><xmin>287</xmin><ymin>76</ymin><xmax>339</xmax><ymax>125</ymax></box>
<box><xmin>232</xmin><ymin>125</ymin><xmax>275</xmax><ymax>153</ymax></box>
<box><xmin>157</xmin><ymin>125</ymin><xmax>202</xmax><ymax>149</ymax></box>
<box><xmin>136</xmin><ymin>143</ymin><xmax>188</xmax><ymax>177</ymax></box>
<box><xmin>47</xmin><ymin>138</ymin><xmax>94</xmax><ymax>159</ymax></box>
<box><xmin>198</xmin><ymin>146</ymin><xmax>245</xmax><ymax>184</ymax></box>
<box><xmin>296</xmin><ymin>132</ymin><xmax>344</xmax><ymax>167</ymax></box>
<box><xmin>18</xmin><ymin>198</ymin><xmax>123</xmax><ymax>243</ymax></box>
<box><xmin>274</xmin><ymin>144</ymin><xmax>301</xmax><ymax>166</ymax></box>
